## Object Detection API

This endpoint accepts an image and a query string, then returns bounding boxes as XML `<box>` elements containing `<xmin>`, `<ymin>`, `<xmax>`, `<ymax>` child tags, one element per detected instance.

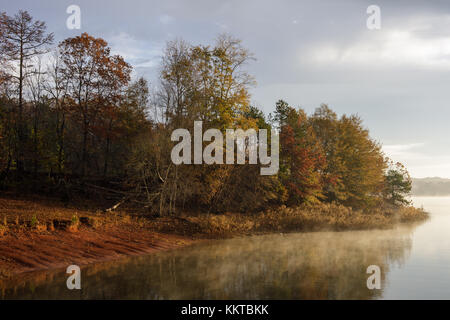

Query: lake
<box><xmin>1</xmin><ymin>196</ymin><xmax>449</xmax><ymax>299</ymax></box>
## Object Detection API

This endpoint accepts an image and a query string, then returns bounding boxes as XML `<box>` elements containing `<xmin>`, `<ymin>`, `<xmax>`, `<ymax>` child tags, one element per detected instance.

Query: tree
<box><xmin>308</xmin><ymin>105</ymin><xmax>341</xmax><ymax>200</ymax></box>
<box><xmin>384</xmin><ymin>161</ymin><xmax>412</xmax><ymax>206</ymax></box>
<box><xmin>109</xmin><ymin>77</ymin><xmax>151</xmax><ymax>176</ymax></box>
<box><xmin>26</xmin><ymin>56</ymin><xmax>46</xmax><ymax>176</ymax></box>
<box><xmin>159</xmin><ymin>39</ymin><xmax>193</xmax><ymax>126</ymax></box>
<box><xmin>0</xmin><ymin>12</ymin><xmax>10</xmax><ymax>87</ymax></box>
<box><xmin>44</xmin><ymin>50</ymin><xmax>71</xmax><ymax>174</ymax></box>
<box><xmin>274</xmin><ymin>100</ymin><xmax>326</xmax><ymax>205</ymax></box>
<box><xmin>158</xmin><ymin>35</ymin><xmax>255</xmax><ymax>129</ymax></box>
<box><xmin>310</xmin><ymin>106</ymin><xmax>387</xmax><ymax>208</ymax></box>
<box><xmin>333</xmin><ymin>115</ymin><xmax>386</xmax><ymax>208</ymax></box>
<box><xmin>207</xmin><ymin>34</ymin><xmax>255</xmax><ymax>128</ymax></box>
<box><xmin>58</xmin><ymin>33</ymin><xmax>131</xmax><ymax>176</ymax></box>
<box><xmin>0</xmin><ymin>10</ymin><xmax>53</xmax><ymax>172</ymax></box>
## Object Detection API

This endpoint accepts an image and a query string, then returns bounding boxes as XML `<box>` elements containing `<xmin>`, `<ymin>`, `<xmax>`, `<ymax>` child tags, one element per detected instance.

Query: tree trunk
<box><xmin>17</xmin><ymin>39</ymin><xmax>24</xmax><ymax>174</ymax></box>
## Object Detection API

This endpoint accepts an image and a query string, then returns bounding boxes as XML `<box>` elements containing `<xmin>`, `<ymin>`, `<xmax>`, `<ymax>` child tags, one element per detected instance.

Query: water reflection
<box><xmin>1</xmin><ymin>222</ymin><xmax>420</xmax><ymax>299</ymax></box>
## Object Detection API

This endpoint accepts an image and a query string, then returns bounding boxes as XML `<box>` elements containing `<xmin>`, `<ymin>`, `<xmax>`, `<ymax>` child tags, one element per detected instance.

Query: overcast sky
<box><xmin>4</xmin><ymin>0</ymin><xmax>450</xmax><ymax>178</ymax></box>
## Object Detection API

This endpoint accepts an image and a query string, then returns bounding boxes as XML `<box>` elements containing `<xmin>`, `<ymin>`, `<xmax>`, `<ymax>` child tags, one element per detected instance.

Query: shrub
<box><xmin>69</xmin><ymin>214</ymin><xmax>79</xmax><ymax>232</ymax></box>
<box><xmin>0</xmin><ymin>224</ymin><xmax>7</xmax><ymax>237</ymax></box>
<box><xmin>31</xmin><ymin>214</ymin><xmax>38</xmax><ymax>228</ymax></box>
<box><xmin>71</xmin><ymin>214</ymin><xmax>79</xmax><ymax>225</ymax></box>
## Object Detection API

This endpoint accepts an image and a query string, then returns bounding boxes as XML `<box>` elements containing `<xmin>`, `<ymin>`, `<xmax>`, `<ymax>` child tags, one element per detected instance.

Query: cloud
<box><xmin>215</xmin><ymin>22</ymin><xmax>229</xmax><ymax>31</ymax></box>
<box><xmin>305</xmin><ymin>15</ymin><xmax>450</xmax><ymax>70</ymax></box>
<box><xmin>159</xmin><ymin>14</ymin><xmax>174</xmax><ymax>25</ymax></box>
<box><xmin>108</xmin><ymin>32</ymin><xmax>163</xmax><ymax>77</ymax></box>
<box><xmin>383</xmin><ymin>143</ymin><xmax>450</xmax><ymax>178</ymax></box>
<box><xmin>383</xmin><ymin>143</ymin><xmax>425</xmax><ymax>157</ymax></box>
<box><xmin>109</xmin><ymin>32</ymin><xmax>162</xmax><ymax>60</ymax></box>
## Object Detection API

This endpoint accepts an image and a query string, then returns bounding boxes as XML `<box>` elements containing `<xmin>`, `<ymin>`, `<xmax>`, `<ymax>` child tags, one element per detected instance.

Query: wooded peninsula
<box><xmin>0</xmin><ymin>10</ymin><xmax>427</xmax><ymax>278</ymax></box>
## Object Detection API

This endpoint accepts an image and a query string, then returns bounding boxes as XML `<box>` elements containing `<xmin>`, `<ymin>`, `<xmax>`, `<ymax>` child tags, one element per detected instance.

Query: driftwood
<box><xmin>81</xmin><ymin>183</ymin><xmax>131</xmax><ymax>213</ymax></box>
<box><xmin>77</xmin><ymin>182</ymin><xmax>161</xmax><ymax>213</ymax></box>
<box><xmin>105</xmin><ymin>197</ymin><xmax>127</xmax><ymax>212</ymax></box>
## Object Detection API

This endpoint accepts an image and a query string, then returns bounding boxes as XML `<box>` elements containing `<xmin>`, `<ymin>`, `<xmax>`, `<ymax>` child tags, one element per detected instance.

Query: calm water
<box><xmin>1</xmin><ymin>196</ymin><xmax>450</xmax><ymax>299</ymax></box>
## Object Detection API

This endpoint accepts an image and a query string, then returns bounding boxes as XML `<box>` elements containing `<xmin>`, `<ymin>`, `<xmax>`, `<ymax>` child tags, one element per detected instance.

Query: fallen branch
<box><xmin>105</xmin><ymin>197</ymin><xmax>127</xmax><ymax>212</ymax></box>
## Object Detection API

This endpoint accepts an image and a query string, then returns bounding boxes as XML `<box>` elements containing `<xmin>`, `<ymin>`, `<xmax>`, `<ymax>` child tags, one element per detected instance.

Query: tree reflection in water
<box><xmin>2</xmin><ymin>224</ymin><xmax>420</xmax><ymax>299</ymax></box>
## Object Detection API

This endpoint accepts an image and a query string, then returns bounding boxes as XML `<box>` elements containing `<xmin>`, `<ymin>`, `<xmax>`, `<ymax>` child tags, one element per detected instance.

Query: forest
<box><xmin>0</xmin><ymin>10</ymin><xmax>415</xmax><ymax>216</ymax></box>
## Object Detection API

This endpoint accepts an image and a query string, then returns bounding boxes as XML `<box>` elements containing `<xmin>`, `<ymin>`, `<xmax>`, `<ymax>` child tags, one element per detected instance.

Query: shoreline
<box><xmin>0</xmin><ymin>219</ymin><xmax>428</xmax><ymax>280</ymax></box>
<box><xmin>0</xmin><ymin>196</ymin><xmax>429</xmax><ymax>279</ymax></box>
<box><xmin>0</xmin><ymin>225</ymin><xmax>197</xmax><ymax>279</ymax></box>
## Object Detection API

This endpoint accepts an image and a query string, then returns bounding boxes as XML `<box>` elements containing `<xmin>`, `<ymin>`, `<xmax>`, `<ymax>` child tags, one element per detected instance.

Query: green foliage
<box><xmin>71</xmin><ymin>214</ymin><xmax>79</xmax><ymax>225</ymax></box>
<box><xmin>31</xmin><ymin>214</ymin><xmax>38</xmax><ymax>228</ymax></box>
<box><xmin>384</xmin><ymin>161</ymin><xmax>412</xmax><ymax>206</ymax></box>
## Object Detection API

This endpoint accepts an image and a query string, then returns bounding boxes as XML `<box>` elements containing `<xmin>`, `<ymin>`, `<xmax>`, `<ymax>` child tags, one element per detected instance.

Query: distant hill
<box><xmin>412</xmin><ymin>177</ymin><xmax>450</xmax><ymax>196</ymax></box>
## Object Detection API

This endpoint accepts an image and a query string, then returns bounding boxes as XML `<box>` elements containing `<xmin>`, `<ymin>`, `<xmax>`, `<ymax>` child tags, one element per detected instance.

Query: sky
<box><xmin>3</xmin><ymin>0</ymin><xmax>450</xmax><ymax>178</ymax></box>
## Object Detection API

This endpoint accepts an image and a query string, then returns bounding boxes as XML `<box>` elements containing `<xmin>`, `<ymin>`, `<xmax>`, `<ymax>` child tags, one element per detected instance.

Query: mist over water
<box><xmin>381</xmin><ymin>197</ymin><xmax>450</xmax><ymax>299</ymax></box>
<box><xmin>2</xmin><ymin>197</ymin><xmax>449</xmax><ymax>299</ymax></box>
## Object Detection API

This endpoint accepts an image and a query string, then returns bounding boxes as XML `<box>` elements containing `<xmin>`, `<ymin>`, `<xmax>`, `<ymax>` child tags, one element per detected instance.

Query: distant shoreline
<box><xmin>412</xmin><ymin>177</ymin><xmax>450</xmax><ymax>196</ymax></box>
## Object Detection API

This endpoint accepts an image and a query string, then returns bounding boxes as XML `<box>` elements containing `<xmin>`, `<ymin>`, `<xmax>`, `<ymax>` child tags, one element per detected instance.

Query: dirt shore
<box><xmin>0</xmin><ymin>226</ymin><xmax>195</xmax><ymax>278</ymax></box>
<box><xmin>0</xmin><ymin>225</ymin><xmax>195</xmax><ymax>278</ymax></box>
<box><xmin>0</xmin><ymin>195</ymin><xmax>197</xmax><ymax>278</ymax></box>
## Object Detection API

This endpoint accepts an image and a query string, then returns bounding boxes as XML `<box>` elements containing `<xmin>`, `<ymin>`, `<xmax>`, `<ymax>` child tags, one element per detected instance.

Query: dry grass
<box><xmin>163</xmin><ymin>203</ymin><xmax>429</xmax><ymax>238</ymax></box>
<box><xmin>0</xmin><ymin>195</ymin><xmax>428</xmax><ymax>240</ymax></box>
<box><xmin>0</xmin><ymin>195</ymin><xmax>146</xmax><ymax>236</ymax></box>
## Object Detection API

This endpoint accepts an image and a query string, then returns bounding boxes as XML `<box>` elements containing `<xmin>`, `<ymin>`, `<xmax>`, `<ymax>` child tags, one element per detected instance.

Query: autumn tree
<box><xmin>109</xmin><ymin>77</ymin><xmax>151</xmax><ymax>176</ymax></box>
<box><xmin>337</xmin><ymin>115</ymin><xmax>386</xmax><ymax>207</ymax></box>
<box><xmin>274</xmin><ymin>100</ymin><xmax>325</xmax><ymax>205</ymax></box>
<box><xmin>0</xmin><ymin>92</ymin><xmax>14</xmax><ymax>182</ymax></box>
<box><xmin>0</xmin><ymin>10</ymin><xmax>53</xmax><ymax>172</ymax></box>
<box><xmin>206</xmin><ymin>34</ymin><xmax>255</xmax><ymax>128</ymax></box>
<box><xmin>26</xmin><ymin>56</ymin><xmax>47</xmax><ymax>176</ymax></box>
<box><xmin>44</xmin><ymin>51</ymin><xmax>71</xmax><ymax>174</ymax></box>
<box><xmin>131</xmin><ymin>35</ymin><xmax>263</xmax><ymax>215</ymax></box>
<box><xmin>58</xmin><ymin>33</ymin><xmax>131</xmax><ymax>176</ymax></box>
<box><xmin>310</xmin><ymin>105</ymin><xmax>387</xmax><ymax>208</ymax></box>
<box><xmin>309</xmin><ymin>105</ymin><xmax>342</xmax><ymax>200</ymax></box>
<box><xmin>207</xmin><ymin>106</ymin><xmax>286</xmax><ymax>212</ymax></box>
<box><xmin>157</xmin><ymin>34</ymin><xmax>254</xmax><ymax>128</ymax></box>
<box><xmin>158</xmin><ymin>39</ymin><xmax>194</xmax><ymax>126</ymax></box>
